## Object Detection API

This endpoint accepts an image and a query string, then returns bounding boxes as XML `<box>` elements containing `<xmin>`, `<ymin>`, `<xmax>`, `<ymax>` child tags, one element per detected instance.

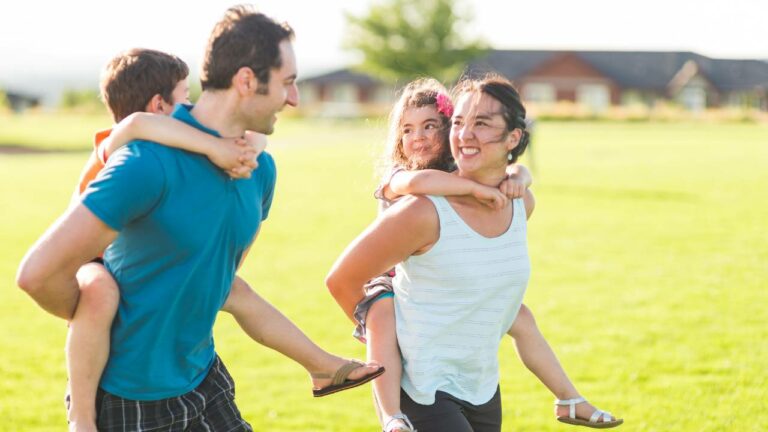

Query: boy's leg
<box><xmin>365</xmin><ymin>295</ymin><xmax>406</xmax><ymax>428</ymax></box>
<box><xmin>66</xmin><ymin>261</ymin><xmax>119</xmax><ymax>431</ymax></box>
<box><xmin>221</xmin><ymin>277</ymin><xmax>381</xmax><ymax>391</ymax></box>
<box><xmin>507</xmin><ymin>304</ymin><xmax>612</xmax><ymax>421</ymax></box>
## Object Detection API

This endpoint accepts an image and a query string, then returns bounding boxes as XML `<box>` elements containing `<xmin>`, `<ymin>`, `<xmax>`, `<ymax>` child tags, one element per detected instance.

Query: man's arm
<box><xmin>16</xmin><ymin>204</ymin><xmax>118</xmax><ymax>320</ymax></box>
<box><xmin>385</xmin><ymin>169</ymin><xmax>509</xmax><ymax>210</ymax></box>
<box><xmin>101</xmin><ymin>113</ymin><xmax>261</xmax><ymax>177</ymax></box>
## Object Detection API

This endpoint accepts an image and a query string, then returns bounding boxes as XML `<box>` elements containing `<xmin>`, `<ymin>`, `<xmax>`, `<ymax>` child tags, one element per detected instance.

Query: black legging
<box><xmin>400</xmin><ymin>386</ymin><xmax>502</xmax><ymax>432</ymax></box>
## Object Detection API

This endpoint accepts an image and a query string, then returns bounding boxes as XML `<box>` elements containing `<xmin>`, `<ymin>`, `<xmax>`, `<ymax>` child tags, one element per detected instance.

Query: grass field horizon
<box><xmin>1</xmin><ymin>117</ymin><xmax>766</xmax><ymax>431</ymax></box>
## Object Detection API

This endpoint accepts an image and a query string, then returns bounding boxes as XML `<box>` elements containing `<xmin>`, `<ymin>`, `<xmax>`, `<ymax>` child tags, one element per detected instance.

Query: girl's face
<box><xmin>400</xmin><ymin>105</ymin><xmax>444</xmax><ymax>169</ymax></box>
<box><xmin>450</xmin><ymin>91</ymin><xmax>520</xmax><ymax>175</ymax></box>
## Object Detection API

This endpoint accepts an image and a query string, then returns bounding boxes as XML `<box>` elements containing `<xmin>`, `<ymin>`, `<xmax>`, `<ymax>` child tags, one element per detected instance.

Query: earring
<box><xmin>507</xmin><ymin>152</ymin><xmax>513</xmax><ymax>162</ymax></box>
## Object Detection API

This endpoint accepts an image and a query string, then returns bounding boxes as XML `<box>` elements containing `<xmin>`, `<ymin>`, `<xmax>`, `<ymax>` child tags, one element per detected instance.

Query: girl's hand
<box><xmin>472</xmin><ymin>184</ymin><xmax>509</xmax><ymax>210</ymax></box>
<box><xmin>499</xmin><ymin>176</ymin><xmax>528</xmax><ymax>199</ymax></box>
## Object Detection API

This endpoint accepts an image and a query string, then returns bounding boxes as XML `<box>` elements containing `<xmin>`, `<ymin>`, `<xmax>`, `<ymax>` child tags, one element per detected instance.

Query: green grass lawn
<box><xmin>1</xmin><ymin>117</ymin><xmax>766</xmax><ymax>431</ymax></box>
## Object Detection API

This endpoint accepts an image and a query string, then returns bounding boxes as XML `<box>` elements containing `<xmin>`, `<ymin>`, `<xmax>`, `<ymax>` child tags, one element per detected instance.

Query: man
<box><xmin>17</xmin><ymin>6</ymin><xmax>367</xmax><ymax>430</ymax></box>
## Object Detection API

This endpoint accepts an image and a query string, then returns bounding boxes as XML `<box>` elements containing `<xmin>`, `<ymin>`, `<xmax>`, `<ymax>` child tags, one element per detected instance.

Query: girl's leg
<box><xmin>67</xmin><ymin>262</ymin><xmax>120</xmax><ymax>431</ymax></box>
<box><xmin>365</xmin><ymin>296</ymin><xmax>408</xmax><ymax>430</ymax></box>
<box><xmin>221</xmin><ymin>277</ymin><xmax>381</xmax><ymax>390</ymax></box>
<box><xmin>507</xmin><ymin>304</ymin><xmax>615</xmax><ymax>422</ymax></box>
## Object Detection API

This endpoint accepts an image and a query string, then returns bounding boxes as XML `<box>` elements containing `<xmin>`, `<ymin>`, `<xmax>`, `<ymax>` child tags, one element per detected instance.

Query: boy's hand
<box><xmin>499</xmin><ymin>176</ymin><xmax>528</xmax><ymax>199</ymax></box>
<box><xmin>227</xmin><ymin>131</ymin><xmax>267</xmax><ymax>179</ymax></box>
<box><xmin>209</xmin><ymin>137</ymin><xmax>257</xmax><ymax>177</ymax></box>
<box><xmin>472</xmin><ymin>184</ymin><xmax>509</xmax><ymax>210</ymax></box>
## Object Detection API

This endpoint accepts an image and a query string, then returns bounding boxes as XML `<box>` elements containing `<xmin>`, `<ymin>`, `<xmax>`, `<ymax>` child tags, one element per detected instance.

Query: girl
<box><xmin>337</xmin><ymin>78</ymin><xmax>622</xmax><ymax>431</ymax></box>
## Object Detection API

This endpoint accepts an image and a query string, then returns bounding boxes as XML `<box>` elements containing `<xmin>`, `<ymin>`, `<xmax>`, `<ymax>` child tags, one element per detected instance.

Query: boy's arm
<box><xmin>386</xmin><ymin>169</ymin><xmax>509</xmax><ymax>210</ymax></box>
<box><xmin>500</xmin><ymin>164</ymin><xmax>533</xmax><ymax>199</ymax></box>
<box><xmin>101</xmin><ymin>112</ymin><xmax>261</xmax><ymax>177</ymax></box>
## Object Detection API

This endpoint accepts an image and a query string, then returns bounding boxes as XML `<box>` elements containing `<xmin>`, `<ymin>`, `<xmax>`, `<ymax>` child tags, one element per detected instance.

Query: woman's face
<box><xmin>450</xmin><ymin>91</ymin><xmax>519</xmax><ymax>175</ymax></box>
<box><xmin>400</xmin><ymin>105</ymin><xmax>444</xmax><ymax>169</ymax></box>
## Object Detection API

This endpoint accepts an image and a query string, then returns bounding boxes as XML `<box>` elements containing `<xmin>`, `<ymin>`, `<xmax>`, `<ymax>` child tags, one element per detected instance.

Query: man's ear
<box><xmin>144</xmin><ymin>94</ymin><xmax>171</xmax><ymax>115</ymax></box>
<box><xmin>232</xmin><ymin>66</ymin><xmax>257</xmax><ymax>96</ymax></box>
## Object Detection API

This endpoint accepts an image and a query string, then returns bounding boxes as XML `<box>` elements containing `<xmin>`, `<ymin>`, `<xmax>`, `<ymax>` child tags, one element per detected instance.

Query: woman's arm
<box><xmin>326</xmin><ymin>195</ymin><xmax>439</xmax><ymax>321</ymax></box>
<box><xmin>523</xmin><ymin>189</ymin><xmax>536</xmax><ymax>219</ymax></box>
<box><xmin>100</xmin><ymin>112</ymin><xmax>260</xmax><ymax>176</ymax></box>
<box><xmin>384</xmin><ymin>169</ymin><xmax>508</xmax><ymax>210</ymax></box>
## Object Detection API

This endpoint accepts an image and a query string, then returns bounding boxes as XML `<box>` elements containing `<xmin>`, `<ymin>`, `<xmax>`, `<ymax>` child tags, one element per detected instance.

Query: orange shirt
<box><xmin>77</xmin><ymin>128</ymin><xmax>112</xmax><ymax>194</ymax></box>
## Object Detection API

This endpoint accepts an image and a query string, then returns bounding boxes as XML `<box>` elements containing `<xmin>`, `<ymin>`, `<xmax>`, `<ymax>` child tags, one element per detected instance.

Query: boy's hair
<box><xmin>453</xmin><ymin>74</ymin><xmax>530</xmax><ymax>164</ymax></box>
<box><xmin>100</xmin><ymin>48</ymin><xmax>189</xmax><ymax>122</ymax></box>
<box><xmin>201</xmin><ymin>4</ymin><xmax>294</xmax><ymax>93</ymax></box>
<box><xmin>383</xmin><ymin>78</ymin><xmax>454</xmax><ymax>178</ymax></box>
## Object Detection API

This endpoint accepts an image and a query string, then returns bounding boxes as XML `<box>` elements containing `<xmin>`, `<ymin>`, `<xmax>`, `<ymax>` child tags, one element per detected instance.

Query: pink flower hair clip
<box><xmin>436</xmin><ymin>93</ymin><xmax>454</xmax><ymax>118</ymax></box>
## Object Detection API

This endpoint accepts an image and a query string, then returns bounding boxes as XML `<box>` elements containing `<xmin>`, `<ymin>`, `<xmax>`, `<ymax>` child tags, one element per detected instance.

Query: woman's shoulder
<box><xmin>383</xmin><ymin>194</ymin><xmax>439</xmax><ymax>224</ymax></box>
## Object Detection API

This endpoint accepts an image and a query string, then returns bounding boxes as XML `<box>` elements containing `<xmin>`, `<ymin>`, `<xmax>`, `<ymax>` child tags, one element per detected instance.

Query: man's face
<box><xmin>243</xmin><ymin>40</ymin><xmax>299</xmax><ymax>135</ymax></box>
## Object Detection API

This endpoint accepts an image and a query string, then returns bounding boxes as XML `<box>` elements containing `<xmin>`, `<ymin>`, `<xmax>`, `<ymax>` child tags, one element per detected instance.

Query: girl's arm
<box><xmin>500</xmin><ymin>164</ymin><xmax>533</xmax><ymax>199</ymax></box>
<box><xmin>100</xmin><ymin>112</ymin><xmax>261</xmax><ymax>177</ymax></box>
<box><xmin>384</xmin><ymin>169</ymin><xmax>509</xmax><ymax>210</ymax></box>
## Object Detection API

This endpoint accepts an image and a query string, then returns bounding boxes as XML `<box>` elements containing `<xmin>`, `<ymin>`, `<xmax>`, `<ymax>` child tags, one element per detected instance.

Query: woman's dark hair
<box><xmin>453</xmin><ymin>74</ymin><xmax>530</xmax><ymax>164</ymax></box>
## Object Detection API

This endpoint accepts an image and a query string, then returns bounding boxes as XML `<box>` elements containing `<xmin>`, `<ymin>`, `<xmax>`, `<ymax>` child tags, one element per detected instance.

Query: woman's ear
<box><xmin>506</xmin><ymin>128</ymin><xmax>523</xmax><ymax>151</ymax></box>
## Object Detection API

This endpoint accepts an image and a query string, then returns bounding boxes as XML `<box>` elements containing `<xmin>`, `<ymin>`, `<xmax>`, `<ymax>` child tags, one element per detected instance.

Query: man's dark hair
<box><xmin>201</xmin><ymin>5</ymin><xmax>295</xmax><ymax>93</ymax></box>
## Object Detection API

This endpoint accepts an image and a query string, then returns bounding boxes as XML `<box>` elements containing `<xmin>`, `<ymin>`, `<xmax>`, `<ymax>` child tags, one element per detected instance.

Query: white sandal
<box><xmin>555</xmin><ymin>397</ymin><xmax>623</xmax><ymax>429</ymax></box>
<box><xmin>383</xmin><ymin>413</ymin><xmax>416</xmax><ymax>432</ymax></box>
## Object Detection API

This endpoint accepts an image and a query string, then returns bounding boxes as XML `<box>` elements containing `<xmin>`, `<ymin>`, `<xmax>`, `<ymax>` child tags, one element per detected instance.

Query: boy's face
<box><xmin>171</xmin><ymin>78</ymin><xmax>191</xmax><ymax>105</ymax></box>
<box><xmin>152</xmin><ymin>78</ymin><xmax>191</xmax><ymax>116</ymax></box>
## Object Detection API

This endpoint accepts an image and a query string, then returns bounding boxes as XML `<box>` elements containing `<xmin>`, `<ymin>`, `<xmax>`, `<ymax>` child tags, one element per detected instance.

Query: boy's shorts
<box><xmin>352</xmin><ymin>269</ymin><xmax>395</xmax><ymax>343</ymax></box>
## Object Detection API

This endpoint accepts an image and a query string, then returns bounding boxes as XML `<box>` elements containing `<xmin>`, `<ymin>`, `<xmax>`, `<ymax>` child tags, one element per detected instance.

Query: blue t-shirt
<box><xmin>82</xmin><ymin>104</ymin><xmax>276</xmax><ymax>400</ymax></box>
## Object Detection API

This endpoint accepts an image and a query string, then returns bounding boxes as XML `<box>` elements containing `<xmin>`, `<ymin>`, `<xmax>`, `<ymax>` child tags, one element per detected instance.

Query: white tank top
<box><xmin>394</xmin><ymin>195</ymin><xmax>530</xmax><ymax>405</ymax></box>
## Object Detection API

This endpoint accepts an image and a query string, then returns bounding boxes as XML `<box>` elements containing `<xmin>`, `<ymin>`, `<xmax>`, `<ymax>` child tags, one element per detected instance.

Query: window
<box><xmin>523</xmin><ymin>83</ymin><xmax>555</xmax><ymax>104</ymax></box>
<box><xmin>331</xmin><ymin>83</ymin><xmax>358</xmax><ymax>103</ymax></box>
<box><xmin>678</xmin><ymin>87</ymin><xmax>706</xmax><ymax>112</ymax></box>
<box><xmin>576</xmin><ymin>84</ymin><xmax>610</xmax><ymax>112</ymax></box>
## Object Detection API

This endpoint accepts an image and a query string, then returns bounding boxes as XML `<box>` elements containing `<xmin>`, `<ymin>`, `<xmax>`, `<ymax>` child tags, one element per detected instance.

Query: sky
<box><xmin>1</xmin><ymin>0</ymin><xmax>766</xmax><ymax>102</ymax></box>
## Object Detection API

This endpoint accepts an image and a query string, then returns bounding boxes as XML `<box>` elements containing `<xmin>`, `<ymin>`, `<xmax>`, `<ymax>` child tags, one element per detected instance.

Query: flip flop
<box><xmin>555</xmin><ymin>397</ymin><xmax>623</xmax><ymax>429</ymax></box>
<box><xmin>311</xmin><ymin>360</ymin><xmax>385</xmax><ymax>397</ymax></box>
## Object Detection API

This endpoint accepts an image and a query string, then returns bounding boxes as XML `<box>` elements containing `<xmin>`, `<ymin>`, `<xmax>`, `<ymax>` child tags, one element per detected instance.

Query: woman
<box><xmin>327</xmin><ymin>75</ymin><xmax>534</xmax><ymax>431</ymax></box>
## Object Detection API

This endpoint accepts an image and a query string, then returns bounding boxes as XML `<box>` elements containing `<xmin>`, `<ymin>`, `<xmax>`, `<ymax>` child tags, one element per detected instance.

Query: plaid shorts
<box><xmin>352</xmin><ymin>269</ymin><xmax>395</xmax><ymax>343</ymax></box>
<box><xmin>95</xmin><ymin>356</ymin><xmax>252</xmax><ymax>431</ymax></box>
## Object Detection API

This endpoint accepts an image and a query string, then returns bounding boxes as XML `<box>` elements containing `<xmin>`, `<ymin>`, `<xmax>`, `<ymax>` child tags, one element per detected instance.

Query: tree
<box><xmin>344</xmin><ymin>0</ymin><xmax>487</xmax><ymax>83</ymax></box>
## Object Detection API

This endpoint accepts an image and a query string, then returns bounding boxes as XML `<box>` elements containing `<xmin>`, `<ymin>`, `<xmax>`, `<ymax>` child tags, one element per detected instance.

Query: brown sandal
<box><xmin>311</xmin><ymin>360</ymin><xmax>385</xmax><ymax>397</ymax></box>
